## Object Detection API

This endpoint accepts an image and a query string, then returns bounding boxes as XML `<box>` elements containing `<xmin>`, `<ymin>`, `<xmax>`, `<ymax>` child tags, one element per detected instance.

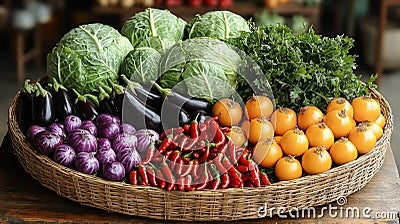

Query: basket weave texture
<box><xmin>8</xmin><ymin>87</ymin><xmax>393</xmax><ymax>221</ymax></box>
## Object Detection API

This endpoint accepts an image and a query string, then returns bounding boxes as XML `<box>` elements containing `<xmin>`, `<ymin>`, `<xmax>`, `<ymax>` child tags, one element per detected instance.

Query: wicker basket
<box><xmin>7</xmin><ymin>88</ymin><xmax>393</xmax><ymax>221</ymax></box>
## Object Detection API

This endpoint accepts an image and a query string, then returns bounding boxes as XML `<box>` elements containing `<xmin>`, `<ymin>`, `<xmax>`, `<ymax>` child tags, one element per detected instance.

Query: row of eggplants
<box><xmin>17</xmin><ymin>75</ymin><xmax>212</xmax><ymax>135</ymax></box>
<box><xmin>26</xmin><ymin>113</ymin><xmax>160</xmax><ymax>182</ymax></box>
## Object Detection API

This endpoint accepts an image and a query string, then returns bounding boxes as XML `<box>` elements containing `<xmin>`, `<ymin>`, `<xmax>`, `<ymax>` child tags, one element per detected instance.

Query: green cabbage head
<box><xmin>187</xmin><ymin>11</ymin><xmax>250</xmax><ymax>40</ymax></box>
<box><xmin>46</xmin><ymin>23</ymin><xmax>133</xmax><ymax>94</ymax></box>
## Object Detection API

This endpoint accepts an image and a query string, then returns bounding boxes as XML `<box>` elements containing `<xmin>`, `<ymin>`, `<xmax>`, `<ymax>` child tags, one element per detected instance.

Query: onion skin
<box><xmin>120</xmin><ymin>123</ymin><xmax>136</xmax><ymax>135</ymax></box>
<box><xmin>26</xmin><ymin>125</ymin><xmax>46</xmax><ymax>143</ymax></box>
<box><xmin>96</xmin><ymin>148</ymin><xmax>117</xmax><ymax>165</ymax></box>
<box><xmin>68</xmin><ymin>129</ymin><xmax>98</xmax><ymax>153</ymax></box>
<box><xmin>64</xmin><ymin>115</ymin><xmax>82</xmax><ymax>133</ymax></box>
<box><xmin>98</xmin><ymin>122</ymin><xmax>120</xmax><ymax>139</ymax></box>
<box><xmin>80</xmin><ymin>120</ymin><xmax>98</xmax><ymax>136</ymax></box>
<box><xmin>102</xmin><ymin>161</ymin><xmax>125</xmax><ymax>181</ymax></box>
<box><xmin>135</xmin><ymin>129</ymin><xmax>159</xmax><ymax>154</ymax></box>
<box><xmin>53</xmin><ymin>144</ymin><xmax>76</xmax><ymax>167</ymax></box>
<box><xmin>97</xmin><ymin>138</ymin><xmax>112</xmax><ymax>150</ymax></box>
<box><xmin>74</xmin><ymin>152</ymin><xmax>100</xmax><ymax>175</ymax></box>
<box><xmin>112</xmin><ymin>133</ymin><xmax>137</xmax><ymax>152</ymax></box>
<box><xmin>116</xmin><ymin>147</ymin><xmax>141</xmax><ymax>173</ymax></box>
<box><xmin>47</xmin><ymin>123</ymin><xmax>65</xmax><ymax>138</ymax></box>
<box><xmin>34</xmin><ymin>131</ymin><xmax>63</xmax><ymax>155</ymax></box>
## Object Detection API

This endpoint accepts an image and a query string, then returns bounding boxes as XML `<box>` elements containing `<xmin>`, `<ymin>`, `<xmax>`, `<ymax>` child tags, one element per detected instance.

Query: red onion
<box><xmin>116</xmin><ymin>147</ymin><xmax>141</xmax><ymax>173</ymax></box>
<box><xmin>26</xmin><ymin>125</ymin><xmax>46</xmax><ymax>143</ymax></box>
<box><xmin>97</xmin><ymin>138</ymin><xmax>111</xmax><ymax>150</ymax></box>
<box><xmin>98</xmin><ymin>122</ymin><xmax>120</xmax><ymax>139</ymax></box>
<box><xmin>112</xmin><ymin>133</ymin><xmax>137</xmax><ymax>152</ymax></box>
<box><xmin>47</xmin><ymin>123</ymin><xmax>65</xmax><ymax>138</ymax></box>
<box><xmin>74</xmin><ymin>152</ymin><xmax>100</xmax><ymax>175</ymax></box>
<box><xmin>64</xmin><ymin>115</ymin><xmax>82</xmax><ymax>133</ymax></box>
<box><xmin>102</xmin><ymin>161</ymin><xmax>125</xmax><ymax>181</ymax></box>
<box><xmin>53</xmin><ymin>144</ymin><xmax>76</xmax><ymax>167</ymax></box>
<box><xmin>80</xmin><ymin>120</ymin><xmax>98</xmax><ymax>136</ymax></box>
<box><xmin>120</xmin><ymin>123</ymin><xmax>136</xmax><ymax>135</ymax></box>
<box><xmin>68</xmin><ymin>129</ymin><xmax>97</xmax><ymax>153</ymax></box>
<box><xmin>96</xmin><ymin>148</ymin><xmax>116</xmax><ymax>166</ymax></box>
<box><xmin>135</xmin><ymin>129</ymin><xmax>159</xmax><ymax>155</ymax></box>
<box><xmin>34</xmin><ymin>131</ymin><xmax>63</xmax><ymax>155</ymax></box>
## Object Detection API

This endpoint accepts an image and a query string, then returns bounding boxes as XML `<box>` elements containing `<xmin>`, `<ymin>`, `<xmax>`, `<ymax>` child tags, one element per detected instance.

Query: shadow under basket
<box><xmin>7</xmin><ymin>86</ymin><xmax>394</xmax><ymax>221</ymax></box>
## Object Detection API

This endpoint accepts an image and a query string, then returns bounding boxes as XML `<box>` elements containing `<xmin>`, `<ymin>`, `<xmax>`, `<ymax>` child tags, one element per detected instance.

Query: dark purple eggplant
<box><xmin>161</xmin><ymin>100</ymin><xmax>190</xmax><ymax>129</ymax></box>
<box><xmin>18</xmin><ymin>79</ymin><xmax>34</xmax><ymax>133</ymax></box>
<box><xmin>32</xmin><ymin>83</ymin><xmax>56</xmax><ymax>126</ymax></box>
<box><xmin>121</xmin><ymin>75</ymin><xmax>162</xmax><ymax>111</ymax></box>
<box><xmin>109</xmin><ymin>81</ymin><xmax>125</xmax><ymax>117</ymax></box>
<box><xmin>151</xmin><ymin>81</ymin><xmax>212</xmax><ymax>114</ymax></box>
<box><xmin>72</xmin><ymin>89</ymin><xmax>98</xmax><ymax>121</ymax></box>
<box><xmin>47</xmin><ymin>78</ymin><xmax>74</xmax><ymax>121</ymax></box>
<box><xmin>98</xmin><ymin>86</ymin><xmax>118</xmax><ymax>115</ymax></box>
<box><xmin>123</xmin><ymin>90</ymin><xmax>162</xmax><ymax>133</ymax></box>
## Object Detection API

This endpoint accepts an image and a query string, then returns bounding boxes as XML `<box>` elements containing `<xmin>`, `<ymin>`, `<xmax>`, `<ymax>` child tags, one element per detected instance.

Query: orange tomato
<box><xmin>212</xmin><ymin>98</ymin><xmax>243</xmax><ymax>127</ymax></box>
<box><xmin>240</xmin><ymin>120</ymin><xmax>250</xmax><ymax>137</ymax></box>
<box><xmin>323</xmin><ymin>109</ymin><xmax>354</xmax><ymax>138</ymax></box>
<box><xmin>245</xmin><ymin>95</ymin><xmax>274</xmax><ymax>119</ymax></box>
<box><xmin>348</xmin><ymin>124</ymin><xmax>377</xmax><ymax>154</ymax></box>
<box><xmin>351</xmin><ymin>95</ymin><xmax>381</xmax><ymax>122</ymax></box>
<box><xmin>248</xmin><ymin>116</ymin><xmax>274</xmax><ymax>144</ymax></box>
<box><xmin>330</xmin><ymin>137</ymin><xmax>358</xmax><ymax>165</ymax></box>
<box><xmin>270</xmin><ymin>107</ymin><xmax>297</xmax><ymax>136</ymax></box>
<box><xmin>362</xmin><ymin>121</ymin><xmax>383</xmax><ymax>140</ymax></box>
<box><xmin>302</xmin><ymin>146</ymin><xmax>332</xmax><ymax>175</ymax></box>
<box><xmin>280</xmin><ymin>128</ymin><xmax>309</xmax><ymax>156</ymax></box>
<box><xmin>275</xmin><ymin>156</ymin><xmax>303</xmax><ymax>181</ymax></box>
<box><xmin>226</xmin><ymin>126</ymin><xmax>247</xmax><ymax>147</ymax></box>
<box><xmin>326</xmin><ymin>98</ymin><xmax>354</xmax><ymax>118</ymax></box>
<box><xmin>274</xmin><ymin>135</ymin><xmax>282</xmax><ymax>145</ymax></box>
<box><xmin>305</xmin><ymin>122</ymin><xmax>335</xmax><ymax>149</ymax></box>
<box><xmin>374</xmin><ymin>113</ymin><xmax>386</xmax><ymax>129</ymax></box>
<box><xmin>253</xmin><ymin>138</ymin><xmax>283</xmax><ymax>167</ymax></box>
<box><xmin>297</xmin><ymin>106</ymin><xmax>324</xmax><ymax>131</ymax></box>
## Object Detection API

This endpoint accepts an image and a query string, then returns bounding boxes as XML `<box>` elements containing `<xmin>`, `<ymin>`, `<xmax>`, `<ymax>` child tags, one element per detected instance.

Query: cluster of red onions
<box><xmin>26</xmin><ymin>114</ymin><xmax>159</xmax><ymax>182</ymax></box>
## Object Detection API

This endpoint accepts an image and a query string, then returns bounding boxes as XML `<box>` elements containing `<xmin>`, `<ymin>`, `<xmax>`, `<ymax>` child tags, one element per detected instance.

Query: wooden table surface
<box><xmin>0</xmin><ymin>132</ymin><xmax>399</xmax><ymax>223</ymax></box>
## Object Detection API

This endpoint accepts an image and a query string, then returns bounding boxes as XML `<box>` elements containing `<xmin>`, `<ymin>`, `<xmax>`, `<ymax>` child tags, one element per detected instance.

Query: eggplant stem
<box><xmin>150</xmin><ymin>81</ymin><xmax>172</xmax><ymax>98</ymax></box>
<box><xmin>35</xmin><ymin>82</ymin><xmax>50</xmax><ymax>97</ymax></box>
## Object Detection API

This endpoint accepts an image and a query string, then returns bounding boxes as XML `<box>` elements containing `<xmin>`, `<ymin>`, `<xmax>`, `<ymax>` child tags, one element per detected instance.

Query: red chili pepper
<box><xmin>160</xmin><ymin>161</ymin><xmax>175</xmax><ymax>184</ymax></box>
<box><xmin>214</xmin><ymin>153</ymin><xmax>227</xmax><ymax>174</ymax></box>
<box><xmin>260</xmin><ymin>170</ymin><xmax>271</xmax><ymax>186</ymax></box>
<box><xmin>238</xmin><ymin>151</ymin><xmax>251</xmax><ymax>167</ymax></box>
<box><xmin>191</xmin><ymin>159</ymin><xmax>200</xmax><ymax>180</ymax></box>
<box><xmin>177</xmin><ymin>176</ymin><xmax>186</xmax><ymax>191</ymax></box>
<box><xmin>192</xmin><ymin>151</ymin><xmax>200</xmax><ymax>159</ymax></box>
<box><xmin>226</xmin><ymin>140</ymin><xmax>237</xmax><ymax>164</ymax></box>
<box><xmin>158</xmin><ymin>136</ymin><xmax>173</xmax><ymax>154</ymax></box>
<box><xmin>183</xmin><ymin>124</ymin><xmax>190</xmax><ymax>134</ymax></box>
<box><xmin>210</xmin><ymin>148</ymin><xmax>218</xmax><ymax>154</ymax></box>
<box><xmin>241</xmin><ymin>174</ymin><xmax>251</xmax><ymax>182</ymax></box>
<box><xmin>220</xmin><ymin>127</ymin><xmax>230</xmax><ymax>132</ymax></box>
<box><xmin>169</xmin><ymin>150</ymin><xmax>181</xmax><ymax>170</ymax></box>
<box><xmin>182</xmin><ymin>151</ymin><xmax>193</xmax><ymax>163</ymax></box>
<box><xmin>213</xmin><ymin>125</ymin><xmax>226</xmax><ymax>149</ymax></box>
<box><xmin>164</xmin><ymin>150</ymin><xmax>174</xmax><ymax>160</ymax></box>
<box><xmin>198</xmin><ymin>145</ymin><xmax>210</xmax><ymax>163</ymax></box>
<box><xmin>142</xmin><ymin>143</ymin><xmax>156</xmax><ymax>165</ymax></box>
<box><xmin>221</xmin><ymin>155</ymin><xmax>233</xmax><ymax>171</ymax></box>
<box><xmin>166</xmin><ymin>180</ymin><xmax>175</xmax><ymax>191</ymax></box>
<box><xmin>208</xmin><ymin>152</ymin><xmax>218</xmax><ymax>160</ymax></box>
<box><xmin>249</xmin><ymin>161</ymin><xmax>261</xmax><ymax>187</ymax></box>
<box><xmin>182</xmin><ymin>138</ymin><xmax>198</xmax><ymax>152</ymax></box>
<box><xmin>217</xmin><ymin>142</ymin><xmax>229</xmax><ymax>154</ymax></box>
<box><xmin>199</xmin><ymin>146</ymin><xmax>207</xmax><ymax>154</ymax></box>
<box><xmin>151</xmin><ymin>153</ymin><xmax>163</xmax><ymax>163</ymax></box>
<box><xmin>178</xmin><ymin>135</ymin><xmax>189</xmax><ymax>150</ymax></box>
<box><xmin>155</xmin><ymin>168</ymin><xmax>167</xmax><ymax>189</ymax></box>
<box><xmin>190</xmin><ymin>117</ymin><xmax>200</xmax><ymax>139</ymax></box>
<box><xmin>209</xmin><ymin>164</ymin><xmax>221</xmax><ymax>190</ymax></box>
<box><xmin>146</xmin><ymin>165</ymin><xmax>158</xmax><ymax>187</ymax></box>
<box><xmin>236</xmin><ymin>165</ymin><xmax>249</xmax><ymax>173</ymax></box>
<box><xmin>221</xmin><ymin>173</ymin><xmax>230</xmax><ymax>189</ymax></box>
<box><xmin>174</xmin><ymin>158</ymin><xmax>184</xmax><ymax>176</ymax></box>
<box><xmin>180</xmin><ymin>160</ymin><xmax>193</xmax><ymax>177</ymax></box>
<box><xmin>228</xmin><ymin>166</ymin><xmax>243</xmax><ymax>184</ymax></box>
<box><xmin>196</xmin><ymin>140</ymin><xmax>206</xmax><ymax>149</ymax></box>
<box><xmin>244</xmin><ymin>182</ymin><xmax>255</xmax><ymax>188</ymax></box>
<box><xmin>195</xmin><ymin>163</ymin><xmax>209</xmax><ymax>190</ymax></box>
<box><xmin>129</xmin><ymin>170</ymin><xmax>138</xmax><ymax>185</ymax></box>
<box><xmin>138</xmin><ymin>165</ymin><xmax>149</xmax><ymax>186</ymax></box>
<box><xmin>184</xmin><ymin>175</ymin><xmax>195</xmax><ymax>191</ymax></box>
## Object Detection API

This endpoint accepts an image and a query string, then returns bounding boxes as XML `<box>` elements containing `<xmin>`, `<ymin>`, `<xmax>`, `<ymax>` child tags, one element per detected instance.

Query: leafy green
<box><xmin>46</xmin><ymin>23</ymin><xmax>133</xmax><ymax>95</ymax></box>
<box><xmin>187</xmin><ymin>11</ymin><xmax>250</xmax><ymax>40</ymax></box>
<box><xmin>119</xmin><ymin>47</ymin><xmax>161</xmax><ymax>84</ymax></box>
<box><xmin>121</xmin><ymin>8</ymin><xmax>186</xmax><ymax>51</ymax></box>
<box><xmin>228</xmin><ymin>24</ymin><xmax>376</xmax><ymax>111</ymax></box>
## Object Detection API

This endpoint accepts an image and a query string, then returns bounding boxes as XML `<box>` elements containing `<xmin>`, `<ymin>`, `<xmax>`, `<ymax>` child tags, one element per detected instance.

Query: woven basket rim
<box><xmin>7</xmin><ymin>84</ymin><xmax>394</xmax><ymax>221</ymax></box>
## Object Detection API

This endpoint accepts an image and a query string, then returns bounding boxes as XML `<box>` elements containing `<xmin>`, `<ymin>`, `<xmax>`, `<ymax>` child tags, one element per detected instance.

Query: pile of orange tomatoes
<box><xmin>211</xmin><ymin>94</ymin><xmax>385</xmax><ymax>182</ymax></box>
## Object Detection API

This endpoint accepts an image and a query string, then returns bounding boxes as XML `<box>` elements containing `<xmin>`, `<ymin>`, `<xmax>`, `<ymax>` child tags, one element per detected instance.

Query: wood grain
<box><xmin>0</xmin><ymin>133</ymin><xmax>399</xmax><ymax>223</ymax></box>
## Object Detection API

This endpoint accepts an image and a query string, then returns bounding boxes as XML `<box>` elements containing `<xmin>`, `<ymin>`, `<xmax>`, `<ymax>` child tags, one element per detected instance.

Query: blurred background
<box><xmin>0</xmin><ymin>0</ymin><xmax>399</xmax><ymax>173</ymax></box>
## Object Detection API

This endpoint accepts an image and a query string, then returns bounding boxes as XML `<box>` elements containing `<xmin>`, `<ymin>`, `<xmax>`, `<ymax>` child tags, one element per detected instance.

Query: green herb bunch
<box><xmin>228</xmin><ymin>24</ymin><xmax>376</xmax><ymax>111</ymax></box>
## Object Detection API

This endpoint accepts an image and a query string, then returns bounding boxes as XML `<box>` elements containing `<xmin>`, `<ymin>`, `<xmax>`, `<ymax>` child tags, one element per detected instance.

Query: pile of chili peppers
<box><xmin>129</xmin><ymin>117</ymin><xmax>271</xmax><ymax>191</ymax></box>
